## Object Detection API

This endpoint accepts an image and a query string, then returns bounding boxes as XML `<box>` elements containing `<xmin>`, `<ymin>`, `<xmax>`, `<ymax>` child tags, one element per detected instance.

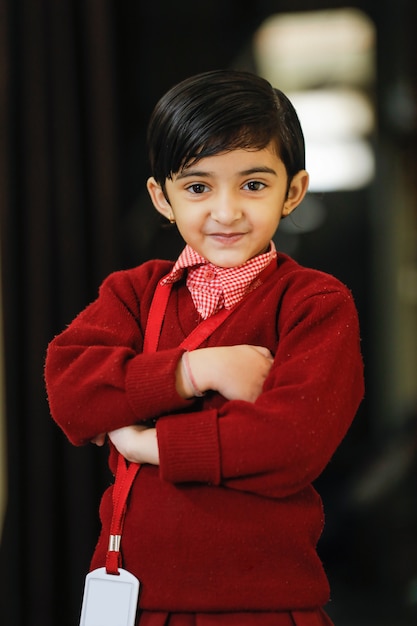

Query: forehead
<box><xmin>175</xmin><ymin>144</ymin><xmax>285</xmax><ymax>179</ymax></box>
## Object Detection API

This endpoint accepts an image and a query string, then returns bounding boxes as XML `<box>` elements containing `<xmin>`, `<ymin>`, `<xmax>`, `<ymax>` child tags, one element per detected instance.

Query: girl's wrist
<box><xmin>141</xmin><ymin>428</ymin><xmax>159</xmax><ymax>465</ymax></box>
<box><xmin>181</xmin><ymin>351</ymin><xmax>205</xmax><ymax>398</ymax></box>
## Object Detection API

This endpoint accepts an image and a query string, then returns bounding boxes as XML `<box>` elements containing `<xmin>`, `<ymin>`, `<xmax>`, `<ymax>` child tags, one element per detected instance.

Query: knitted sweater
<box><xmin>45</xmin><ymin>253</ymin><xmax>364</xmax><ymax>613</ymax></box>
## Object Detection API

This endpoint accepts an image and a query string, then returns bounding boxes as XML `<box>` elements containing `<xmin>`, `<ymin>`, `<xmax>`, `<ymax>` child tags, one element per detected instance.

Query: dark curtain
<box><xmin>0</xmin><ymin>2</ymin><xmax>122</xmax><ymax>624</ymax></box>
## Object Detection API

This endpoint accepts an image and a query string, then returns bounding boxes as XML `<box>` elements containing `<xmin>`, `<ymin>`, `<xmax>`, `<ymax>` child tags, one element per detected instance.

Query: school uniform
<box><xmin>45</xmin><ymin>245</ymin><xmax>364</xmax><ymax>625</ymax></box>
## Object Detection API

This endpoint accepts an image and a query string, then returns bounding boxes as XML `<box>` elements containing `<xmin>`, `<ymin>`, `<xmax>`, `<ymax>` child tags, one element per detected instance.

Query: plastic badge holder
<box><xmin>79</xmin><ymin>567</ymin><xmax>140</xmax><ymax>626</ymax></box>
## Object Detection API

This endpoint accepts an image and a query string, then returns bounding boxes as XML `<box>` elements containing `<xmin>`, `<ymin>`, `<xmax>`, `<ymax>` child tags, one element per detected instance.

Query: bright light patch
<box><xmin>306</xmin><ymin>140</ymin><xmax>375</xmax><ymax>192</ymax></box>
<box><xmin>289</xmin><ymin>90</ymin><xmax>375</xmax><ymax>191</ymax></box>
<box><xmin>254</xmin><ymin>8</ymin><xmax>375</xmax><ymax>91</ymax></box>
<box><xmin>288</xmin><ymin>90</ymin><xmax>375</xmax><ymax>139</ymax></box>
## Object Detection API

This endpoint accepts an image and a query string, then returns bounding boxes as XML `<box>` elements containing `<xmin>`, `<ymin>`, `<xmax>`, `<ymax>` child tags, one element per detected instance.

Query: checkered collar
<box><xmin>162</xmin><ymin>242</ymin><xmax>277</xmax><ymax>319</ymax></box>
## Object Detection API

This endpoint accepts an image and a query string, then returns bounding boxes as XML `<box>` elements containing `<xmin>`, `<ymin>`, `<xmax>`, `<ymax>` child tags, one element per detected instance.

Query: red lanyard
<box><xmin>143</xmin><ymin>281</ymin><xmax>234</xmax><ymax>354</ymax></box>
<box><xmin>105</xmin><ymin>262</ymin><xmax>276</xmax><ymax>574</ymax></box>
<box><xmin>106</xmin><ymin>454</ymin><xmax>142</xmax><ymax>574</ymax></box>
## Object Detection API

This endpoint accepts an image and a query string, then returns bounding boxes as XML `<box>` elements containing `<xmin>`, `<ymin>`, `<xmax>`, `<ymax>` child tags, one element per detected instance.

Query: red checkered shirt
<box><xmin>161</xmin><ymin>242</ymin><xmax>277</xmax><ymax>319</ymax></box>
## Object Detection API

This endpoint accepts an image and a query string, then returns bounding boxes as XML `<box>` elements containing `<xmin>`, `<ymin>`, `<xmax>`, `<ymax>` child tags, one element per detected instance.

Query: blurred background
<box><xmin>0</xmin><ymin>1</ymin><xmax>416</xmax><ymax>624</ymax></box>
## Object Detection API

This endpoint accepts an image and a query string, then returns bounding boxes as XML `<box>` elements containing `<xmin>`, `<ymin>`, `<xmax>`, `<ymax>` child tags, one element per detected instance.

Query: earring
<box><xmin>168</xmin><ymin>214</ymin><xmax>176</xmax><ymax>224</ymax></box>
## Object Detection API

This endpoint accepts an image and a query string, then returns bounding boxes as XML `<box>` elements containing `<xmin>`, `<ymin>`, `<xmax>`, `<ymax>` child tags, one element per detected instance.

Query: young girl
<box><xmin>45</xmin><ymin>70</ymin><xmax>364</xmax><ymax>626</ymax></box>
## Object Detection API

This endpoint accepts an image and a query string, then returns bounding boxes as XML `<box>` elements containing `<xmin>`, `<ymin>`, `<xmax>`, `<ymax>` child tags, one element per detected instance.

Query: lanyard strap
<box><xmin>106</xmin><ymin>261</ymin><xmax>276</xmax><ymax>574</ymax></box>
<box><xmin>106</xmin><ymin>454</ymin><xmax>140</xmax><ymax>574</ymax></box>
<box><xmin>143</xmin><ymin>281</ymin><xmax>233</xmax><ymax>354</ymax></box>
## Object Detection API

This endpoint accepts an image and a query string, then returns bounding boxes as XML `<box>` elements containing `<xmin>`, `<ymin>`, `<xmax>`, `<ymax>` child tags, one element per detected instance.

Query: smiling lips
<box><xmin>208</xmin><ymin>232</ymin><xmax>246</xmax><ymax>243</ymax></box>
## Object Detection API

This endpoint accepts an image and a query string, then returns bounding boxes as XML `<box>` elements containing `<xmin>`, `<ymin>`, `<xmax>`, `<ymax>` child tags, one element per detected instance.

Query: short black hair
<box><xmin>147</xmin><ymin>69</ymin><xmax>305</xmax><ymax>193</ymax></box>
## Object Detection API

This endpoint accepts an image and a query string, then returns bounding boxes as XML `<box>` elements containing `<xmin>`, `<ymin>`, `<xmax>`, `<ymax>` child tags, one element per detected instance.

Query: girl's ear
<box><xmin>282</xmin><ymin>170</ymin><xmax>309</xmax><ymax>217</ymax></box>
<box><xmin>146</xmin><ymin>177</ymin><xmax>174</xmax><ymax>221</ymax></box>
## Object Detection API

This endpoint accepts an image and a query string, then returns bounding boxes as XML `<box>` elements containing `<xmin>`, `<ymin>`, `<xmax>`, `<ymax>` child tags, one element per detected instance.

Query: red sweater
<box><xmin>45</xmin><ymin>253</ymin><xmax>364</xmax><ymax>613</ymax></box>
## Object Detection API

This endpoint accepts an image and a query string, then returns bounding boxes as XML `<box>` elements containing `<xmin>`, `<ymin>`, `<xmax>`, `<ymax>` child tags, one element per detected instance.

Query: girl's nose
<box><xmin>211</xmin><ymin>191</ymin><xmax>242</xmax><ymax>224</ymax></box>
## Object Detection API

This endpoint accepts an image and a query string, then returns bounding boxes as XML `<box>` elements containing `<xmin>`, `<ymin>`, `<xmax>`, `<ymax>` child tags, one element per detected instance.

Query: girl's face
<box><xmin>147</xmin><ymin>144</ymin><xmax>308</xmax><ymax>268</ymax></box>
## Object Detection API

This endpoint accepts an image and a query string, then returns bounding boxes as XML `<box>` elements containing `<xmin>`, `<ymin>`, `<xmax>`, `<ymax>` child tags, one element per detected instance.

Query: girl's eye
<box><xmin>243</xmin><ymin>180</ymin><xmax>266</xmax><ymax>191</ymax></box>
<box><xmin>187</xmin><ymin>183</ymin><xmax>209</xmax><ymax>194</ymax></box>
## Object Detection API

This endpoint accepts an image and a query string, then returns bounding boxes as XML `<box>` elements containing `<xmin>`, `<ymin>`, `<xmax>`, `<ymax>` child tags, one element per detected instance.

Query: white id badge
<box><xmin>79</xmin><ymin>567</ymin><xmax>140</xmax><ymax>626</ymax></box>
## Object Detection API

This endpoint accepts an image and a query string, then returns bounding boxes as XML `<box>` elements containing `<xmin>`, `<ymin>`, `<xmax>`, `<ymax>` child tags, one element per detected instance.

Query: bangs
<box><xmin>172</xmin><ymin>126</ymin><xmax>277</xmax><ymax>178</ymax></box>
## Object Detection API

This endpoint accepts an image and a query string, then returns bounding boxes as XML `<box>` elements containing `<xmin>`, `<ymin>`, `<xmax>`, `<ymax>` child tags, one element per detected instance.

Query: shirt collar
<box><xmin>162</xmin><ymin>242</ymin><xmax>277</xmax><ymax>319</ymax></box>
<box><xmin>162</xmin><ymin>245</ymin><xmax>207</xmax><ymax>284</ymax></box>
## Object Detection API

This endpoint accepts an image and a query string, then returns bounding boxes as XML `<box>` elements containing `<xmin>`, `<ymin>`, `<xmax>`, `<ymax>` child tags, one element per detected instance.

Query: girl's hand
<box><xmin>108</xmin><ymin>425</ymin><xmax>159</xmax><ymax>465</ymax></box>
<box><xmin>177</xmin><ymin>345</ymin><xmax>274</xmax><ymax>402</ymax></box>
<box><xmin>91</xmin><ymin>433</ymin><xmax>107</xmax><ymax>446</ymax></box>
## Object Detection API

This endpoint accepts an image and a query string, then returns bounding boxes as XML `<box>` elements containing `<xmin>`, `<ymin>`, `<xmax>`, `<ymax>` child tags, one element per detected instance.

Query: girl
<box><xmin>45</xmin><ymin>70</ymin><xmax>364</xmax><ymax>626</ymax></box>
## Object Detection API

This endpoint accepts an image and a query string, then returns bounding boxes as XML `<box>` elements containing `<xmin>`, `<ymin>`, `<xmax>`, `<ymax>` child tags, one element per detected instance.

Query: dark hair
<box><xmin>147</xmin><ymin>69</ymin><xmax>305</xmax><ymax>194</ymax></box>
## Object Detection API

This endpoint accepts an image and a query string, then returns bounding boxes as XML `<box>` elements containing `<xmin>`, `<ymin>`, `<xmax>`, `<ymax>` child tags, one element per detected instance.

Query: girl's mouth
<box><xmin>208</xmin><ymin>232</ymin><xmax>245</xmax><ymax>244</ymax></box>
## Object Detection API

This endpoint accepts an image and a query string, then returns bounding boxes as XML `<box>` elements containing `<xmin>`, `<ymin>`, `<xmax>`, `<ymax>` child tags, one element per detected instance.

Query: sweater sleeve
<box><xmin>45</xmin><ymin>266</ymin><xmax>192</xmax><ymax>446</ymax></box>
<box><xmin>157</xmin><ymin>282</ymin><xmax>364</xmax><ymax>498</ymax></box>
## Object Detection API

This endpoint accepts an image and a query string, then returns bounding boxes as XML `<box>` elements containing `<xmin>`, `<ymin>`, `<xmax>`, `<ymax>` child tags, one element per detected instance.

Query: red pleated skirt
<box><xmin>137</xmin><ymin>608</ymin><xmax>334</xmax><ymax>626</ymax></box>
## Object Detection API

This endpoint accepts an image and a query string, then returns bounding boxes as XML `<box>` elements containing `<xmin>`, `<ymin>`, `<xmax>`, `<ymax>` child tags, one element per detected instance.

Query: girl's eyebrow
<box><xmin>240</xmin><ymin>166</ymin><xmax>278</xmax><ymax>177</ymax></box>
<box><xmin>175</xmin><ymin>166</ymin><xmax>278</xmax><ymax>180</ymax></box>
<box><xmin>175</xmin><ymin>169</ymin><xmax>212</xmax><ymax>180</ymax></box>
